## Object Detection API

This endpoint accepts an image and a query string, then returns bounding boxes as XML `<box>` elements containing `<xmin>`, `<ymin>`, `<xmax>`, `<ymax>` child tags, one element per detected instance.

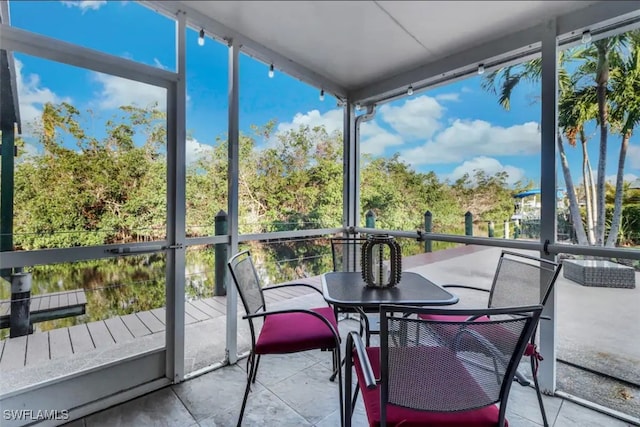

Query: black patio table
<box><xmin>322</xmin><ymin>271</ymin><xmax>459</xmax><ymax>356</ymax></box>
<box><xmin>322</xmin><ymin>271</ymin><xmax>458</xmax><ymax>312</ymax></box>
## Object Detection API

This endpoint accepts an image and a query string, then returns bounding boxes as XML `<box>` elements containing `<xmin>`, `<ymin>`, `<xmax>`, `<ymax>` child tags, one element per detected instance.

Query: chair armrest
<box><xmin>442</xmin><ymin>284</ymin><xmax>490</xmax><ymax>293</ymax></box>
<box><xmin>346</xmin><ymin>331</ymin><xmax>376</xmax><ymax>390</ymax></box>
<box><xmin>263</xmin><ymin>283</ymin><xmax>324</xmax><ymax>297</ymax></box>
<box><xmin>244</xmin><ymin>308</ymin><xmax>340</xmax><ymax>341</ymax></box>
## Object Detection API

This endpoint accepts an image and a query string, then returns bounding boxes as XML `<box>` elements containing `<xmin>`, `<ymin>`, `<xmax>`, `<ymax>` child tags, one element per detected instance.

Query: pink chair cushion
<box><xmin>354</xmin><ymin>347</ymin><xmax>507</xmax><ymax>427</ymax></box>
<box><xmin>419</xmin><ymin>313</ymin><xmax>536</xmax><ymax>357</ymax></box>
<box><xmin>255</xmin><ymin>306</ymin><xmax>338</xmax><ymax>354</ymax></box>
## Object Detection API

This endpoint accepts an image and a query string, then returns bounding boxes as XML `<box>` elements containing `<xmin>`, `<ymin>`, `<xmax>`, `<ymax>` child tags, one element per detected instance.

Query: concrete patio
<box><xmin>61</xmin><ymin>319</ymin><xmax>633</xmax><ymax>427</ymax></box>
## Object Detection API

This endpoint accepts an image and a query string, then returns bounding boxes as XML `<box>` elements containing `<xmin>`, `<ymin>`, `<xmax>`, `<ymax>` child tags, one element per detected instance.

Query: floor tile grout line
<box><xmin>170</xmin><ymin>386</ymin><xmax>200</xmax><ymax>425</ymax></box>
<box><xmin>551</xmin><ymin>398</ymin><xmax>565</xmax><ymax>427</ymax></box>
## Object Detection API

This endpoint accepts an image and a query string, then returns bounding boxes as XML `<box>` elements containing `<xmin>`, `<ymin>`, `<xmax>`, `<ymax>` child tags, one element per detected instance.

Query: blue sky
<box><xmin>9</xmin><ymin>0</ymin><xmax>640</xmax><ymax>188</ymax></box>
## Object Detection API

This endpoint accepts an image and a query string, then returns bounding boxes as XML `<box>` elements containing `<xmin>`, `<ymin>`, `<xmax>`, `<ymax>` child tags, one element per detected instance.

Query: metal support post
<box><xmin>226</xmin><ymin>38</ymin><xmax>241</xmax><ymax>365</ymax></box>
<box><xmin>424</xmin><ymin>211</ymin><xmax>432</xmax><ymax>253</ymax></box>
<box><xmin>488</xmin><ymin>221</ymin><xmax>495</xmax><ymax>238</ymax></box>
<box><xmin>9</xmin><ymin>272</ymin><xmax>32</xmax><ymax>337</ymax></box>
<box><xmin>539</xmin><ymin>18</ymin><xmax>559</xmax><ymax>395</ymax></box>
<box><xmin>214</xmin><ymin>210</ymin><xmax>228</xmax><ymax>296</ymax></box>
<box><xmin>165</xmin><ymin>10</ymin><xmax>187</xmax><ymax>383</ymax></box>
<box><xmin>1</xmin><ymin>125</ymin><xmax>15</xmax><ymax>281</ymax></box>
<box><xmin>504</xmin><ymin>221</ymin><xmax>510</xmax><ymax>239</ymax></box>
<box><xmin>365</xmin><ymin>210</ymin><xmax>376</xmax><ymax>229</ymax></box>
<box><xmin>343</xmin><ymin>102</ymin><xmax>357</xmax><ymax>230</ymax></box>
<box><xmin>464</xmin><ymin>211</ymin><xmax>473</xmax><ymax>237</ymax></box>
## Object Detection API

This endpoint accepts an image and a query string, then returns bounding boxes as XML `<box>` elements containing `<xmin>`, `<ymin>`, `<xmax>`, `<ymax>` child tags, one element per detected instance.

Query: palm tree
<box><xmin>578</xmin><ymin>36</ymin><xmax>629</xmax><ymax>245</ymax></box>
<box><xmin>483</xmin><ymin>33</ymin><xmax>636</xmax><ymax>247</ymax></box>
<box><xmin>482</xmin><ymin>49</ymin><xmax>591</xmax><ymax>245</ymax></box>
<box><xmin>558</xmin><ymin>84</ymin><xmax>598</xmax><ymax>244</ymax></box>
<box><xmin>606</xmin><ymin>31</ymin><xmax>640</xmax><ymax>246</ymax></box>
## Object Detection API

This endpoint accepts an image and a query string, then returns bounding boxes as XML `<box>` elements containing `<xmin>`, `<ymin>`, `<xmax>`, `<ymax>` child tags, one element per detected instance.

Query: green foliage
<box><xmin>605</xmin><ymin>205</ymin><xmax>640</xmax><ymax>246</ymax></box>
<box><xmin>14</xmin><ymin>103</ymin><xmax>167</xmax><ymax>249</ymax></box>
<box><xmin>450</xmin><ymin>170</ymin><xmax>522</xmax><ymax>224</ymax></box>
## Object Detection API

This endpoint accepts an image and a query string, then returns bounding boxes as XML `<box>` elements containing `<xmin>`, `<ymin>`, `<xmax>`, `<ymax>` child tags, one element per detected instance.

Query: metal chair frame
<box><xmin>228</xmin><ymin>250</ymin><xmax>344</xmax><ymax>427</ymax></box>
<box><xmin>345</xmin><ymin>304</ymin><xmax>543</xmax><ymax>427</ymax></box>
<box><xmin>438</xmin><ymin>250</ymin><xmax>562</xmax><ymax>427</ymax></box>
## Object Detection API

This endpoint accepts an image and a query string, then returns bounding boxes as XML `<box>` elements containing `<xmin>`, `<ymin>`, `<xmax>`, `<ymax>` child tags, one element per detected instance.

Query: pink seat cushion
<box><xmin>354</xmin><ymin>347</ymin><xmax>507</xmax><ymax>427</ymax></box>
<box><xmin>419</xmin><ymin>313</ymin><xmax>536</xmax><ymax>357</ymax></box>
<box><xmin>255</xmin><ymin>306</ymin><xmax>338</xmax><ymax>354</ymax></box>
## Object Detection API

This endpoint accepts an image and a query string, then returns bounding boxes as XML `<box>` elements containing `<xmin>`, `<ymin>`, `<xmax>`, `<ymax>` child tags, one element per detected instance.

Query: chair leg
<box><xmin>251</xmin><ymin>355</ymin><xmax>261</xmax><ymax>384</ymax></box>
<box><xmin>351</xmin><ymin>384</ymin><xmax>360</xmax><ymax>411</ymax></box>
<box><xmin>330</xmin><ymin>350</ymin><xmax>345</xmax><ymax>382</ymax></box>
<box><xmin>531</xmin><ymin>355</ymin><xmax>549</xmax><ymax>427</ymax></box>
<box><xmin>238</xmin><ymin>352</ymin><xmax>257</xmax><ymax>427</ymax></box>
<box><xmin>345</xmin><ymin>345</ymin><xmax>352</xmax><ymax>427</ymax></box>
<box><xmin>336</xmin><ymin>346</ymin><xmax>344</xmax><ymax>427</ymax></box>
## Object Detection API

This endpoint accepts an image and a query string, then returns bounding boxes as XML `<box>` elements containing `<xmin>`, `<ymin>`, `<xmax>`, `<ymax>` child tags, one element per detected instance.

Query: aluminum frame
<box><xmin>164</xmin><ymin>10</ymin><xmax>188</xmax><ymax>384</ymax></box>
<box><xmin>0</xmin><ymin>15</ymin><xmax>182</xmax><ymax>424</ymax></box>
<box><xmin>342</xmin><ymin>101</ymin><xmax>357</xmax><ymax>230</ymax></box>
<box><xmin>225</xmin><ymin>37</ymin><xmax>241</xmax><ymax>365</ymax></box>
<box><xmin>538</xmin><ymin>18</ymin><xmax>560</xmax><ymax>394</ymax></box>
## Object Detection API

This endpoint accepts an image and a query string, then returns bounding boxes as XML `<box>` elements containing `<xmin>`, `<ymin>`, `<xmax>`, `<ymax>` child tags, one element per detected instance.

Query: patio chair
<box><xmin>228</xmin><ymin>250</ymin><xmax>343</xmax><ymax>427</ymax></box>
<box><xmin>418</xmin><ymin>250</ymin><xmax>562</xmax><ymax>427</ymax></box>
<box><xmin>345</xmin><ymin>304</ymin><xmax>543</xmax><ymax>427</ymax></box>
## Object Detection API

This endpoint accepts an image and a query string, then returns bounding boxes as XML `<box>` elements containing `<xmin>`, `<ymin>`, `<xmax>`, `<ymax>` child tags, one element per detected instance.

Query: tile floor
<box><xmin>64</xmin><ymin>318</ymin><xmax>634</xmax><ymax>427</ymax></box>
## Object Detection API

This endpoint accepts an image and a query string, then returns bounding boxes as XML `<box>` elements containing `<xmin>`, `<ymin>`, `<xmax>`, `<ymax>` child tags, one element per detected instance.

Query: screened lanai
<box><xmin>1</xmin><ymin>1</ymin><xmax>640</xmax><ymax>426</ymax></box>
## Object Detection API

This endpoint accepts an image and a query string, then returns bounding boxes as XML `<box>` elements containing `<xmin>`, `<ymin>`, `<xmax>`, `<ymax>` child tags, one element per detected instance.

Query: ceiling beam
<box><xmin>351</xmin><ymin>1</ymin><xmax>640</xmax><ymax>105</ymax></box>
<box><xmin>141</xmin><ymin>1</ymin><xmax>349</xmax><ymax>99</ymax></box>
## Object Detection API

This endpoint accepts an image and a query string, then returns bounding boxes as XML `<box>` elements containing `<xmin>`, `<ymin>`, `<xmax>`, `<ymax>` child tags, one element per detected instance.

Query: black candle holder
<box><xmin>361</xmin><ymin>234</ymin><xmax>402</xmax><ymax>288</ymax></box>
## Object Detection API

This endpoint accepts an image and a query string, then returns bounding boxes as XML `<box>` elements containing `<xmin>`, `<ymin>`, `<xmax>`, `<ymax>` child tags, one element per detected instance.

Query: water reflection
<box><xmin>0</xmin><ymin>238</ymin><xmax>447</xmax><ymax>339</ymax></box>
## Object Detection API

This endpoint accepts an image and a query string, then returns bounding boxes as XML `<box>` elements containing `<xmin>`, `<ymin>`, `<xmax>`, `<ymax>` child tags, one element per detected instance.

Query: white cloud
<box><xmin>61</xmin><ymin>1</ymin><xmax>107</xmax><ymax>12</ymax></box>
<box><xmin>446</xmin><ymin>156</ymin><xmax>526</xmax><ymax>185</ymax></box>
<box><xmin>399</xmin><ymin>120</ymin><xmax>540</xmax><ymax>166</ymax></box>
<box><xmin>378</xmin><ymin>96</ymin><xmax>443</xmax><ymax>139</ymax></box>
<box><xmin>360</xmin><ymin>120</ymin><xmax>403</xmax><ymax>156</ymax></box>
<box><xmin>435</xmin><ymin>93</ymin><xmax>460</xmax><ymax>102</ymax></box>
<box><xmin>93</xmin><ymin>72</ymin><xmax>167</xmax><ymax>111</ymax></box>
<box><xmin>186</xmin><ymin>138</ymin><xmax>213</xmax><ymax>164</ymax></box>
<box><xmin>14</xmin><ymin>59</ymin><xmax>72</xmax><ymax>133</ymax></box>
<box><xmin>275</xmin><ymin>109</ymin><xmax>343</xmax><ymax>136</ymax></box>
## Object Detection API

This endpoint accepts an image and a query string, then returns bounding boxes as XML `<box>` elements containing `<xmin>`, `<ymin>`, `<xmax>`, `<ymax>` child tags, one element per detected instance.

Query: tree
<box><xmin>482</xmin><ymin>49</ymin><xmax>590</xmax><ymax>245</ymax></box>
<box><xmin>558</xmin><ymin>83</ymin><xmax>597</xmax><ymax>243</ymax></box>
<box><xmin>482</xmin><ymin>32</ymin><xmax>637</xmax><ymax>247</ymax></box>
<box><xmin>606</xmin><ymin>32</ymin><xmax>640</xmax><ymax>246</ymax></box>
<box><xmin>14</xmin><ymin>102</ymin><xmax>167</xmax><ymax>249</ymax></box>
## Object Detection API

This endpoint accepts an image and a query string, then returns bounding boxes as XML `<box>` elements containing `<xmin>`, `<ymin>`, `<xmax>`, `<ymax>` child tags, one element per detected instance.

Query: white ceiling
<box><xmin>179</xmin><ymin>0</ymin><xmax>599</xmax><ymax>91</ymax></box>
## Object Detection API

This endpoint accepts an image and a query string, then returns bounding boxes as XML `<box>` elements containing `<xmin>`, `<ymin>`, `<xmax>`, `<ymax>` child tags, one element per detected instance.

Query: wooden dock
<box><xmin>0</xmin><ymin>289</ymin><xmax>87</xmax><ymax>329</ymax></box>
<box><xmin>0</xmin><ymin>278</ymin><xmax>320</xmax><ymax>369</ymax></box>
